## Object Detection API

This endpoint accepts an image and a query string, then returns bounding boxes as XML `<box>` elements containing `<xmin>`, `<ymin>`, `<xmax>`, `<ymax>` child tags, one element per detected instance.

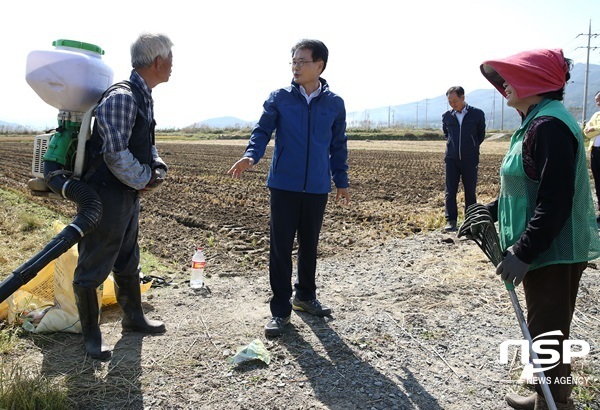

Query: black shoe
<box><xmin>444</xmin><ymin>220</ymin><xmax>458</xmax><ymax>232</ymax></box>
<box><xmin>504</xmin><ymin>392</ymin><xmax>536</xmax><ymax>410</ymax></box>
<box><xmin>292</xmin><ymin>297</ymin><xmax>332</xmax><ymax>317</ymax></box>
<box><xmin>264</xmin><ymin>316</ymin><xmax>290</xmax><ymax>337</ymax></box>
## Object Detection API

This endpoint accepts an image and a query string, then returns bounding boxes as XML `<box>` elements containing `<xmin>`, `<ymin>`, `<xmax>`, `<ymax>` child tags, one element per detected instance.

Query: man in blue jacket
<box><xmin>442</xmin><ymin>86</ymin><xmax>486</xmax><ymax>231</ymax></box>
<box><xmin>228</xmin><ymin>39</ymin><xmax>350</xmax><ymax>337</ymax></box>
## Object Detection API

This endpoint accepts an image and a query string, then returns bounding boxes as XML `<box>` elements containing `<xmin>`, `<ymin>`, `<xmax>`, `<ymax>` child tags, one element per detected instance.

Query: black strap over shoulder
<box><xmin>82</xmin><ymin>81</ymin><xmax>148</xmax><ymax>183</ymax></box>
<box><xmin>102</xmin><ymin>80</ymin><xmax>132</xmax><ymax>97</ymax></box>
<box><xmin>106</xmin><ymin>81</ymin><xmax>153</xmax><ymax>140</ymax></box>
<box><xmin>101</xmin><ymin>81</ymin><xmax>146</xmax><ymax>114</ymax></box>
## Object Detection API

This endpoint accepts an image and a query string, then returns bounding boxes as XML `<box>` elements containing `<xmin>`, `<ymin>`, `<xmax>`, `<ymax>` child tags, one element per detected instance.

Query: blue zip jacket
<box><xmin>244</xmin><ymin>78</ymin><xmax>349</xmax><ymax>194</ymax></box>
<box><xmin>442</xmin><ymin>104</ymin><xmax>486</xmax><ymax>160</ymax></box>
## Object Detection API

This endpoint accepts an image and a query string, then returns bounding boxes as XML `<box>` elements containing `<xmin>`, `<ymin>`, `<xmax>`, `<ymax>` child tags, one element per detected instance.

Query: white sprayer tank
<box><xmin>26</xmin><ymin>39</ymin><xmax>114</xmax><ymax>113</ymax></box>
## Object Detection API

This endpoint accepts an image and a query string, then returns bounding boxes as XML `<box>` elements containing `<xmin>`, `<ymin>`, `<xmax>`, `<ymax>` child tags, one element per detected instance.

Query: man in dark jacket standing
<box><xmin>228</xmin><ymin>39</ymin><xmax>350</xmax><ymax>337</ymax></box>
<box><xmin>442</xmin><ymin>86</ymin><xmax>486</xmax><ymax>231</ymax></box>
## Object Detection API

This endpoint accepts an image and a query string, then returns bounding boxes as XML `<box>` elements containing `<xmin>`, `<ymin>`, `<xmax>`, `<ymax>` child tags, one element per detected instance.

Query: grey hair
<box><xmin>130</xmin><ymin>33</ymin><xmax>173</xmax><ymax>69</ymax></box>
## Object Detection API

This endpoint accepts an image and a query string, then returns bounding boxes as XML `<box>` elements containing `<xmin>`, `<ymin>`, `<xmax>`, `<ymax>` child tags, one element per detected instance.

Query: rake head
<box><xmin>458</xmin><ymin>204</ymin><xmax>504</xmax><ymax>266</ymax></box>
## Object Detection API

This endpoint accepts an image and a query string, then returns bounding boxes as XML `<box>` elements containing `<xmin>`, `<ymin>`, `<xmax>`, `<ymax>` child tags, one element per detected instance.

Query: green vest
<box><xmin>498</xmin><ymin>99</ymin><xmax>600</xmax><ymax>270</ymax></box>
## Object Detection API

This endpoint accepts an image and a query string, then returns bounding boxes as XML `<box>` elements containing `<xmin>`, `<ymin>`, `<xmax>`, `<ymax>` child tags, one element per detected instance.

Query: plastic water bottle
<box><xmin>190</xmin><ymin>246</ymin><xmax>205</xmax><ymax>289</ymax></box>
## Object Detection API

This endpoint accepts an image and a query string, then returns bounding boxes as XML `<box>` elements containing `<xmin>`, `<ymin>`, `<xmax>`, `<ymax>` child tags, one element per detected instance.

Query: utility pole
<box><xmin>577</xmin><ymin>19</ymin><xmax>599</xmax><ymax>124</ymax></box>
<box><xmin>416</xmin><ymin>101</ymin><xmax>419</xmax><ymax>129</ymax></box>
<box><xmin>425</xmin><ymin>98</ymin><xmax>428</xmax><ymax>128</ymax></box>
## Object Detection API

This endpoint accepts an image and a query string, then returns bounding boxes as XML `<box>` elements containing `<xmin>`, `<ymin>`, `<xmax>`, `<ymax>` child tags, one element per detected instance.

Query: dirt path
<box><xmin>6</xmin><ymin>230</ymin><xmax>599</xmax><ymax>409</ymax></box>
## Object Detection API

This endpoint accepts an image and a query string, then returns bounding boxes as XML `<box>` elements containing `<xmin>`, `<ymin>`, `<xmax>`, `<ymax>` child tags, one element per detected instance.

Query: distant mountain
<box><xmin>0</xmin><ymin>119</ymin><xmax>31</xmax><ymax>132</ymax></box>
<box><xmin>349</xmin><ymin>62</ymin><xmax>600</xmax><ymax>131</ymax></box>
<box><xmin>190</xmin><ymin>116</ymin><xmax>254</xmax><ymax>129</ymax></box>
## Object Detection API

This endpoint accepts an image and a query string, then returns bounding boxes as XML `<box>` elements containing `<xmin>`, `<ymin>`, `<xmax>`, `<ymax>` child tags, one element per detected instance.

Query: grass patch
<box><xmin>0</xmin><ymin>359</ymin><xmax>69</xmax><ymax>409</ymax></box>
<box><xmin>0</xmin><ymin>189</ymin><xmax>68</xmax><ymax>272</ymax></box>
<box><xmin>573</xmin><ymin>384</ymin><xmax>597</xmax><ymax>408</ymax></box>
<box><xmin>153</xmin><ymin>126</ymin><xmax>446</xmax><ymax>142</ymax></box>
<box><xmin>0</xmin><ymin>187</ymin><xmax>171</xmax><ymax>277</ymax></box>
<box><xmin>139</xmin><ymin>244</ymin><xmax>174</xmax><ymax>279</ymax></box>
<box><xmin>17</xmin><ymin>210</ymin><xmax>44</xmax><ymax>232</ymax></box>
<box><xmin>346</xmin><ymin>128</ymin><xmax>444</xmax><ymax>141</ymax></box>
<box><xmin>0</xmin><ymin>327</ymin><xmax>69</xmax><ymax>409</ymax></box>
<box><xmin>572</xmin><ymin>359</ymin><xmax>600</xmax><ymax>408</ymax></box>
<box><xmin>0</xmin><ymin>327</ymin><xmax>20</xmax><ymax>354</ymax></box>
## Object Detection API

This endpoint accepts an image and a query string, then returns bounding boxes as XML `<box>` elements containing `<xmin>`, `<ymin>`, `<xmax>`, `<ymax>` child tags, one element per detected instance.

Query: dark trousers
<box><xmin>522</xmin><ymin>262</ymin><xmax>586</xmax><ymax>403</ymax></box>
<box><xmin>268</xmin><ymin>188</ymin><xmax>328</xmax><ymax>318</ymax></box>
<box><xmin>590</xmin><ymin>147</ymin><xmax>600</xmax><ymax>208</ymax></box>
<box><xmin>74</xmin><ymin>185</ymin><xmax>141</xmax><ymax>289</ymax></box>
<box><xmin>445</xmin><ymin>156</ymin><xmax>478</xmax><ymax>222</ymax></box>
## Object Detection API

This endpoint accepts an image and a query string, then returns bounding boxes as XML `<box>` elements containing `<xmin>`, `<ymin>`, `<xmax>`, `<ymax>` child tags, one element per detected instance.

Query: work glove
<box><xmin>496</xmin><ymin>246</ymin><xmax>530</xmax><ymax>287</ymax></box>
<box><xmin>141</xmin><ymin>167</ymin><xmax>165</xmax><ymax>194</ymax></box>
<box><xmin>152</xmin><ymin>160</ymin><xmax>168</xmax><ymax>174</ymax></box>
<box><xmin>153</xmin><ymin>166</ymin><xmax>167</xmax><ymax>180</ymax></box>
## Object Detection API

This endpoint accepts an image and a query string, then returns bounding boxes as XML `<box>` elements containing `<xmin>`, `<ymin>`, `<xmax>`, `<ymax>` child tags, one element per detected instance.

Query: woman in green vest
<box><xmin>480</xmin><ymin>49</ymin><xmax>600</xmax><ymax>410</ymax></box>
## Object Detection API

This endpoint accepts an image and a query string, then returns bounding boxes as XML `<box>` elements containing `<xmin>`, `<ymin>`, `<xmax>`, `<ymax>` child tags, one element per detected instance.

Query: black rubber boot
<box><xmin>73</xmin><ymin>283</ymin><xmax>112</xmax><ymax>360</ymax></box>
<box><xmin>113</xmin><ymin>274</ymin><xmax>165</xmax><ymax>333</ymax></box>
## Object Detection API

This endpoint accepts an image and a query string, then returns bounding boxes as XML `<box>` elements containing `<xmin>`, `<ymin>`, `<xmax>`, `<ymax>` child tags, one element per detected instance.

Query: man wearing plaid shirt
<box><xmin>72</xmin><ymin>32</ymin><xmax>173</xmax><ymax>360</ymax></box>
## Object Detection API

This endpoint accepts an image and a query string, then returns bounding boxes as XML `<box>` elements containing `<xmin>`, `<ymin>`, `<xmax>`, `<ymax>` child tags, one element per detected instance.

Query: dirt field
<box><xmin>0</xmin><ymin>139</ymin><xmax>507</xmax><ymax>276</ymax></box>
<box><xmin>0</xmin><ymin>138</ymin><xmax>598</xmax><ymax>410</ymax></box>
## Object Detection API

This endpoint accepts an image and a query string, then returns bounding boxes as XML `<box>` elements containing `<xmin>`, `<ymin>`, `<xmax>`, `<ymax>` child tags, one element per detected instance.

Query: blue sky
<box><xmin>2</xmin><ymin>0</ymin><xmax>599</xmax><ymax>129</ymax></box>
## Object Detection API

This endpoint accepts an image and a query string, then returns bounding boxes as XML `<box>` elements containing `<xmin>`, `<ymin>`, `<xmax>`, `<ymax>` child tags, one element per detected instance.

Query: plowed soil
<box><xmin>0</xmin><ymin>139</ymin><xmax>505</xmax><ymax>276</ymax></box>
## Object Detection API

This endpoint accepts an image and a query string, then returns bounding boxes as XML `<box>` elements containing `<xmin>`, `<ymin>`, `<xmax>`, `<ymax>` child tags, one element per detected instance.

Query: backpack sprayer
<box><xmin>0</xmin><ymin>39</ymin><xmax>114</xmax><ymax>305</ymax></box>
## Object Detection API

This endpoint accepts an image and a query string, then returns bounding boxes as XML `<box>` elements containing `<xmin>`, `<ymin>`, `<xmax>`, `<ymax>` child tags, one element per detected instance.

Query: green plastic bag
<box><xmin>229</xmin><ymin>339</ymin><xmax>271</xmax><ymax>365</ymax></box>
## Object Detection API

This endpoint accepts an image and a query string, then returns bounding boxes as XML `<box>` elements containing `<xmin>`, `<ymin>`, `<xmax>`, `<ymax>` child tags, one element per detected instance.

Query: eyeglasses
<box><xmin>289</xmin><ymin>60</ymin><xmax>316</xmax><ymax>68</ymax></box>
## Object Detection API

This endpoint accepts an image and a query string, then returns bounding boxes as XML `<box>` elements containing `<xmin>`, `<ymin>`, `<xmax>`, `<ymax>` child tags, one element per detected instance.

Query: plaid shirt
<box><xmin>95</xmin><ymin>70</ymin><xmax>161</xmax><ymax>189</ymax></box>
<box><xmin>96</xmin><ymin>70</ymin><xmax>153</xmax><ymax>153</ymax></box>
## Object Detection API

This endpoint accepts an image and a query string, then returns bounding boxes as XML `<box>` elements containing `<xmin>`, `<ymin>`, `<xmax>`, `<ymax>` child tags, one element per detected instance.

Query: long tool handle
<box><xmin>505</xmin><ymin>282</ymin><xmax>557</xmax><ymax>410</ymax></box>
<box><xmin>458</xmin><ymin>206</ymin><xmax>558</xmax><ymax>409</ymax></box>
